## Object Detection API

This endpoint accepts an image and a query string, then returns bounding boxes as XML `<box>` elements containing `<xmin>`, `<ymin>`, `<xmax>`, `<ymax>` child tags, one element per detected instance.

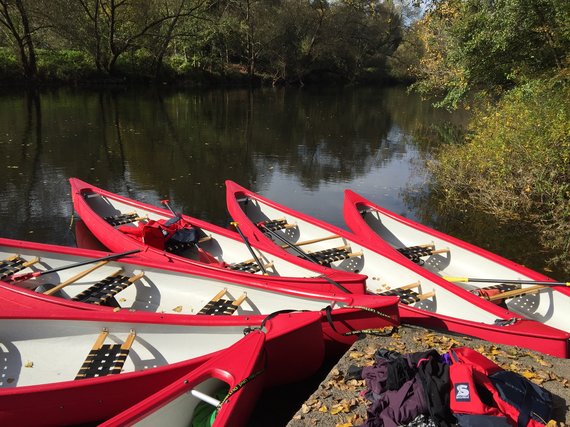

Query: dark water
<box><xmin>0</xmin><ymin>85</ymin><xmax>563</xmax><ymax>425</ymax></box>
<box><xmin>0</xmin><ymin>85</ymin><xmax>561</xmax><ymax>277</ymax></box>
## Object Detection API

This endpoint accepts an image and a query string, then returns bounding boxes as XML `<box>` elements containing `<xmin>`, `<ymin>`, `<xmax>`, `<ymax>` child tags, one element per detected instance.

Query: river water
<box><xmin>0</xmin><ymin>85</ymin><xmax>561</xmax><ymax>425</ymax></box>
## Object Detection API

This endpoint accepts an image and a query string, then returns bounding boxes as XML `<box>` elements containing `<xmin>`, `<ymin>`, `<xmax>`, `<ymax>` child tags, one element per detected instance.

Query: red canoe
<box><xmin>69</xmin><ymin>177</ymin><xmax>366</xmax><ymax>294</ymax></box>
<box><xmin>0</xmin><ymin>237</ymin><xmax>399</xmax><ymax>356</ymax></box>
<box><xmin>99</xmin><ymin>331</ymin><xmax>266</xmax><ymax>427</ymax></box>
<box><xmin>343</xmin><ymin>189</ymin><xmax>570</xmax><ymax>334</ymax></box>
<box><xmin>0</xmin><ymin>307</ymin><xmax>324</xmax><ymax>427</ymax></box>
<box><xmin>225</xmin><ymin>180</ymin><xmax>570</xmax><ymax>358</ymax></box>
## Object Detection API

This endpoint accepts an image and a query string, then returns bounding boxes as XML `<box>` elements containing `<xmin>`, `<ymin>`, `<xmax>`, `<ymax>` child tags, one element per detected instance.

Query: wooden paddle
<box><xmin>43</xmin><ymin>260</ymin><xmax>111</xmax><ymax>295</ymax></box>
<box><xmin>444</xmin><ymin>276</ymin><xmax>570</xmax><ymax>287</ymax></box>
<box><xmin>8</xmin><ymin>249</ymin><xmax>140</xmax><ymax>282</ymax></box>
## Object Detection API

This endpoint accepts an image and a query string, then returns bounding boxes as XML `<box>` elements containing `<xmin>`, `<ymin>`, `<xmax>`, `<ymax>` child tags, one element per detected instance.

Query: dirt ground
<box><xmin>286</xmin><ymin>324</ymin><xmax>569</xmax><ymax>427</ymax></box>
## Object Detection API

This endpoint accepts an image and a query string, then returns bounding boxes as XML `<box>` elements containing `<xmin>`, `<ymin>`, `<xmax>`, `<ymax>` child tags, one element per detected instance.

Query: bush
<box><xmin>0</xmin><ymin>48</ymin><xmax>25</xmax><ymax>81</ymax></box>
<box><xmin>431</xmin><ymin>73</ymin><xmax>570</xmax><ymax>270</ymax></box>
<box><xmin>36</xmin><ymin>49</ymin><xmax>96</xmax><ymax>82</ymax></box>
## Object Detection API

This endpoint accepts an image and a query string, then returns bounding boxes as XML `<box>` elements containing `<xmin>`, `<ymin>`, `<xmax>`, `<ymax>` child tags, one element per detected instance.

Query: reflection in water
<box><xmin>0</xmin><ymin>85</ymin><xmax>558</xmax><ymax>277</ymax></box>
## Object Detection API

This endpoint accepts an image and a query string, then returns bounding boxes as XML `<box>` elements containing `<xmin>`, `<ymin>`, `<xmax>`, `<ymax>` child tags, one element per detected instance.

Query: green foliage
<box><xmin>0</xmin><ymin>48</ymin><xmax>22</xmax><ymax>80</ymax></box>
<box><xmin>36</xmin><ymin>50</ymin><xmax>96</xmax><ymax>81</ymax></box>
<box><xmin>409</xmin><ymin>0</ymin><xmax>570</xmax><ymax>108</ymax></box>
<box><xmin>431</xmin><ymin>74</ymin><xmax>570</xmax><ymax>269</ymax></box>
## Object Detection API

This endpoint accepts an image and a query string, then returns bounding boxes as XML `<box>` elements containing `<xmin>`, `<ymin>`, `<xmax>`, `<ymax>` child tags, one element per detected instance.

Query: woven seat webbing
<box><xmin>75</xmin><ymin>330</ymin><xmax>135</xmax><ymax>380</ymax></box>
<box><xmin>72</xmin><ymin>274</ymin><xmax>133</xmax><ymax>305</ymax></box>
<box><xmin>397</xmin><ymin>245</ymin><xmax>435</xmax><ymax>264</ymax></box>
<box><xmin>379</xmin><ymin>288</ymin><xmax>422</xmax><ymax>305</ymax></box>
<box><xmin>104</xmin><ymin>213</ymin><xmax>140</xmax><ymax>226</ymax></box>
<box><xmin>198</xmin><ymin>299</ymin><xmax>240</xmax><ymax>315</ymax></box>
<box><xmin>302</xmin><ymin>247</ymin><xmax>351</xmax><ymax>266</ymax></box>
<box><xmin>258</xmin><ymin>219</ymin><xmax>293</xmax><ymax>232</ymax></box>
<box><xmin>229</xmin><ymin>260</ymin><xmax>261</xmax><ymax>274</ymax></box>
<box><xmin>0</xmin><ymin>257</ymin><xmax>27</xmax><ymax>280</ymax></box>
<box><xmin>75</xmin><ymin>344</ymin><xmax>129</xmax><ymax>379</ymax></box>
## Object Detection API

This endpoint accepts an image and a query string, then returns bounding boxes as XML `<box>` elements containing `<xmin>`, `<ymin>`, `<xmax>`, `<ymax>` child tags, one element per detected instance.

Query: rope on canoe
<box><xmin>216</xmin><ymin>367</ymin><xmax>266</xmax><ymax>410</ymax></box>
<box><xmin>323</xmin><ymin>305</ymin><xmax>398</xmax><ymax>337</ymax></box>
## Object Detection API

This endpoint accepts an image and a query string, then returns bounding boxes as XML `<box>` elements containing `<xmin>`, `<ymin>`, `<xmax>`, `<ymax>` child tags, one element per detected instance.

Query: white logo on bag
<box><xmin>455</xmin><ymin>384</ymin><xmax>470</xmax><ymax>401</ymax></box>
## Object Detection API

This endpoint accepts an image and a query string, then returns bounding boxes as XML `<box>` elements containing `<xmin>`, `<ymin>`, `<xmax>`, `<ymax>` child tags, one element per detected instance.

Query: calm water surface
<box><xmin>0</xmin><ymin>85</ymin><xmax>563</xmax><ymax>425</ymax></box>
<box><xmin>0</xmin><ymin>85</ymin><xmax>559</xmax><ymax>277</ymax></box>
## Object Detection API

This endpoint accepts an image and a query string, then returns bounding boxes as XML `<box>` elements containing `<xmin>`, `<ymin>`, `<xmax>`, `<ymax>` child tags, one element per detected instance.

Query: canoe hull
<box><xmin>0</xmin><ymin>237</ymin><xmax>399</xmax><ymax>358</ymax></box>
<box><xmin>100</xmin><ymin>331</ymin><xmax>267</xmax><ymax>427</ymax></box>
<box><xmin>225</xmin><ymin>180</ymin><xmax>570</xmax><ymax>358</ymax></box>
<box><xmin>0</xmin><ymin>309</ymin><xmax>324</xmax><ymax>426</ymax></box>
<box><xmin>69</xmin><ymin>178</ymin><xmax>366</xmax><ymax>293</ymax></box>
<box><xmin>342</xmin><ymin>189</ymin><xmax>570</xmax><ymax>334</ymax></box>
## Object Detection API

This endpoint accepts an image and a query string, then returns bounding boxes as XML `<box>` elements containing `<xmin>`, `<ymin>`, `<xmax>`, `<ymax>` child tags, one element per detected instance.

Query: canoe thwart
<box><xmin>72</xmin><ymin>271</ymin><xmax>145</xmax><ymax>306</ymax></box>
<box><xmin>397</xmin><ymin>244</ymin><xmax>449</xmax><ymax>264</ymax></box>
<box><xmin>75</xmin><ymin>329</ymin><xmax>136</xmax><ymax>380</ymax></box>
<box><xmin>257</xmin><ymin>218</ymin><xmax>297</xmax><ymax>232</ymax></box>
<box><xmin>378</xmin><ymin>287</ymin><xmax>436</xmax><ymax>305</ymax></box>
<box><xmin>198</xmin><ymin>289</ymin><xmax>248</xmax><ymax>315</ymax></box>
<box><xmin>0</xmin><ymin>255</ymin><xmax>40</xmax><ymax>281</ymax></box>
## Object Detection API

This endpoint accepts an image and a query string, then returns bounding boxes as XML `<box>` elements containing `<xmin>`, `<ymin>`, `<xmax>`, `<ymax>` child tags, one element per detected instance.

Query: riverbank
<box><xmin>286</xmin><ymin>325</ymin><xmax>569</xmax><ymax>426</ymax></box>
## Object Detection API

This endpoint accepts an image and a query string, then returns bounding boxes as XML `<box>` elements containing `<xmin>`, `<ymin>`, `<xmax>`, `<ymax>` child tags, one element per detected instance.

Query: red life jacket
<box><xmin>448</xmin><ymin>347</ymin><xmax>552</xmax><ymax>427</ymax></box>
<box><xmin>118</xmin><ymin>218</ymin><xmax>185</xmax><ymax>250</ymax></box>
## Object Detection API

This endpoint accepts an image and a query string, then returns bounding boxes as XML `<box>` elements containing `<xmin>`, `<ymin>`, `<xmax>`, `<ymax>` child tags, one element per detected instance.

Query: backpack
<box><xmin>448</xmin><ymin>347</ymin><xmax>552</xmax><ymax>427</ymax></box>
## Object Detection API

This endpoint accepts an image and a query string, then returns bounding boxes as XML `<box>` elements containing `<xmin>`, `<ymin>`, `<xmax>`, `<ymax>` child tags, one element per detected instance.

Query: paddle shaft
<box><xmin>231</xmin><ymin>222</ymin><xmax>269</xmax><ymax>275</ymax></box>
<box><xmin>259</xmin><ymin>224</ymin><xmax>320</xmax><ymax>264</ymax></box>
<box><xmin>9</xmin><ymin>249</ymin><xmax>140</xmax><ymax>282</ymax></box>
<box><xmin>444</xmin><ymin>276</ymin><xmax>570</xmax><ymax>287</ymax></box>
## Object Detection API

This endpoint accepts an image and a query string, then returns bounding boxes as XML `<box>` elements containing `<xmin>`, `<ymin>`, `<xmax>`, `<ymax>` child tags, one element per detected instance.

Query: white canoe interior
<box><xmin>82</xmin><ymin>190</ymin><xmax>323</xmax><ymax>279</ymax></box>
<box><xmin>128</xmin><ymin>377</ymin><xmax>228</xmax><ymax>427</ymax></box>
<box><xmin>357</xmin><ymin>206</ymin><xmax>570</xmax><ymax>332</ymax></box>
<box><xmin>0</xmin><ymin>246</ymin><xmax>347</xmax><ymax>315</ymax></box>
<box><xmin>237</xmin><ymin>197</ymin><xmax>506</xmax><ymax>325</ymax></box>
<box><xmin>0</xmin><ymin>318</ymin><xmax>246</xmax><ymax>388</ymax></box>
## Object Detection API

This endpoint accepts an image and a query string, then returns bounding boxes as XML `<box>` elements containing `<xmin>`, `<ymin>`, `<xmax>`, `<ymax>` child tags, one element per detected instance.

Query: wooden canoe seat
<box><xmin>0</xmin><ymin>255</ymin><xmax>40</xmax><ymax>281</ymax></box>
<box><xmin>75</xmin><ymin>329</ymin><xmax>136</xmax><ymax>380</ymax></box>
<box><xmin>229</xmin><ymin>260</ymin><xmax>274</xmax><ymax>274</ymax></box>
<box><xmin>303</xmin><ymin>246</ymin><xmax>363</xmax><ymax>266</ymax></box>
<box><xmin>257</xmin><ymin>218</ymin><xmax>297</xmax><ymax>232</ymax></box>
<box><xmin>72</xmin><ymin>271</ymin><xmax>145</xmax><ymax>306</ymax></box>
<box><xmin>198</xmin><ymin>289</ymin><xmax>247</xmax><ymax>315</ymax></box>
<box><xmin>104</xmin><ymin>212</ymin><xmax>145</xmax><ymax>226</ymax></box>
<box><xmin>378</xmin><ymin>285</ymin><xmax>436</xmax><ymax>305</ymax></box>
<box><xmin>397</xmin><ymin>244</ymin><xmax>450</xmax><ymax>264</ymax></box>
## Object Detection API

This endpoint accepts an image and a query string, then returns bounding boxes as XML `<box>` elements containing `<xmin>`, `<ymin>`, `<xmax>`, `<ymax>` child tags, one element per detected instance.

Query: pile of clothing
<box><xmin>348</xmin><ymin>347</ymin><xmax>553</xmax><ymax>427</ymax></box>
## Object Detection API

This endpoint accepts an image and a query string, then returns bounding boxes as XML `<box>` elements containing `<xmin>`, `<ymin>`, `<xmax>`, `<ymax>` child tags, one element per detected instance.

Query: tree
<box><xmin>0</xmin><ymin>0</ymin><xmax>38</xmax><ymax>80</ymax></box>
